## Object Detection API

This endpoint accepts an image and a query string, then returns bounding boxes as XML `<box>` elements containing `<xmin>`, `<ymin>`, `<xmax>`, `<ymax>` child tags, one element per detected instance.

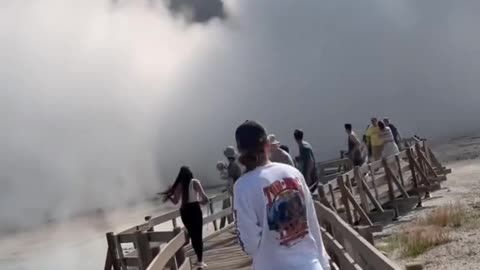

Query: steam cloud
<box><xmin>1</xmin><ymin>0</ymin><xmax>480</xmax><ymax>232</ymax></box>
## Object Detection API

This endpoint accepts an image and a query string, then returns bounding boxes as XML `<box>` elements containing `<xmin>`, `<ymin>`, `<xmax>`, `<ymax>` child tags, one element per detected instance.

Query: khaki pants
<box><xmin>371</xmin><ymin>145</ymin><xmax>384</xmax><ymax>161</ymax></box>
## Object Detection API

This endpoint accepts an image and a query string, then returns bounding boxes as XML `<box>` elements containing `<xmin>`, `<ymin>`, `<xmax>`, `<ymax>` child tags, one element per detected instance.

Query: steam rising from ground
<box><xmin>2</xmin><ymin>0</ymin><xmax>480</xmax><ymax>232</ymax></box>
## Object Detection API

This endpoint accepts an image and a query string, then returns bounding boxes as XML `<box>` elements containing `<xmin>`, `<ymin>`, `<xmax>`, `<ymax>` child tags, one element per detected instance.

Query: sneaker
<box><xmin>194</xmin><ymin>261</ymin><xmax>208</xmax><ymax>269</ymax></box>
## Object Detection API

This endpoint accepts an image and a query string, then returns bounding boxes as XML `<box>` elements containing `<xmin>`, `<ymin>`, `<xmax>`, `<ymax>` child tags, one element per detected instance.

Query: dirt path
<box><xmin>377</xmin><ymin>136</ymin><xmax>480</xmax><ymax>269</ymax></box>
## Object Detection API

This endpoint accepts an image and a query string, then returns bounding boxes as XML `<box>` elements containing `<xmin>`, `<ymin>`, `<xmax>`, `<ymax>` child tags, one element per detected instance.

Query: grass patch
<box><xmin>380</xmin><ymin>203</ymin><xmax>469</xmax><ymax>258</ymax></box>
<box><xmin>418</xmin><ymin>203</ymin><xmax>466</xmax><ymax>227</ymax></box>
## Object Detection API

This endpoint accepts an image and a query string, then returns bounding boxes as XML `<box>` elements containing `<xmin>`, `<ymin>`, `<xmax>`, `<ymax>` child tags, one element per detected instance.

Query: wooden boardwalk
<box><xmin>185</xmin><ymin>227</ymin><xmax>252</xmax><ymax>270</ymax></box>
<box><xmin>104</xmin><ymin>139</ymin><xmax>450</xmax><ymax>270</ymax></box>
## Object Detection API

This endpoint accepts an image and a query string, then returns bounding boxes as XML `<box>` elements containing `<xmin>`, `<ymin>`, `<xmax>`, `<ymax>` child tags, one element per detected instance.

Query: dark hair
<box><xmin>294</xmin><ymin>129</ymin><xmax>304</xmax><ymax>140</ymax></box>
<box><xmin>279</xmin><ymin>145</ymin><xmax>290</xmax><ymax>153</ymax></box>
<box><xmin>235</xmin><ymin>121</ymin><xmax>268</xmax><ymax>169</ymax></box>
<box><xmin>160</xmin><ymin>166</ymin><xmax>193</xmax><ymax>204</ymax></box>
<box><xmin>378</xmin><ymin>121</ymin><xmax>386</xmax><ymax>130</ymax></box>
<box><xmin>344</xmin><ymin>123</ymin><xmax>352</xmax><ymax>131</ymax></box>
<box><xmin>235</xmin><ymin>121</ymin><xmax>267</xmax><ymax>153</ymax></box>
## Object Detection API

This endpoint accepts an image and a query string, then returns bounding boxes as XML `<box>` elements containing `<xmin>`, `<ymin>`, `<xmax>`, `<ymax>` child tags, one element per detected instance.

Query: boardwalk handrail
<box><xmin>106</xmin><ymin>138</ymin><xmax>450</xmax><ymax>270</ymax></box>
<box><xmin>105</xmin><ymin>192</ymin><xmax>234</xmax><ymax>270</ymax></box>
<box><xmin>146</xmin><ymin>229</ymin><xmax>189</xmax><ymax>270</ymax></box>
<box><xmin>119</xmin><ymin>193</ymin><xmax>231</xmax><ymax>235</ymax></box>
<box><xmin>315</xmin><ymin>201</ymin><xmax>400</xmax><ymax>270</ymax></box>
<box><xmin>318</xmin><ymin>140</ymin><xmax>450</xmax><ymax>227</ymax></box>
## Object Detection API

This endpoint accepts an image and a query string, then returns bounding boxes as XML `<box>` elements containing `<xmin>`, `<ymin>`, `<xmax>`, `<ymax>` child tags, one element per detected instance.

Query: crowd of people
<box><xmin>161</xmin><ymin>117</ymin><xmax>402</xmax><ymax>269</ymax></box>
<box><xmin>354</xmin><ymin>117</ymin><xmax>402</xmax><ymax>164</ymax></box>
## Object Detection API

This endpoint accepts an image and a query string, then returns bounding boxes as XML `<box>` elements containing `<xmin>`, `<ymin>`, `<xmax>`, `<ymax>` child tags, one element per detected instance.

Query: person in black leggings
<box><xmin>161</xmin><ymin>166</ymin><xmax>209</xmax><ymax>268</ymax></box>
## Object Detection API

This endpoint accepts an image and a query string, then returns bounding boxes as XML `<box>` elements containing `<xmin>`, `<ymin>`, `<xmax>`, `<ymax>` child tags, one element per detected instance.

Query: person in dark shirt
<box><xmin>293</xmin><ymin>129</ymin><xmax>318</xmax><ymax>192</ymax></box>
<box><xmin>383</xmin><ymin>117</ymin><xmax>401</xmax><ymax>146</ymax></box>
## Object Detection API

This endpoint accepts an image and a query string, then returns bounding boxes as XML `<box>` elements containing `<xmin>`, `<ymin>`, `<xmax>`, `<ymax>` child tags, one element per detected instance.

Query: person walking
<box><xmin>378</xmin><ymin>121</ymin><xmax>400</xmax><ymax>158</ymax></box>
<box><xmin>365</xmin><ymin>118</ymin><xmax>383</xmax><ymax>161</ymax></box>
<box><xmin>224</xmin><ymin>146</ymin><xmax>243</xmax><ymax>184</ymax></box>
<box><xmin>344</xmin><ymin>124</ymin><xmax>367</xmax><ymax>167</ymax></box>
<box><xmin>294</xmin><ymin>129</ymin><xmax>319</xmax><ymax>192</ymax></box>
<box><xmin>233</xmin><ymin>120</ymin><xmax>330</xmax><ymax>270</ymax></box>
<box><xmin>268</xmin><ymin>134</ymin><xmax>295</xmax><ymax>166</ymax></box>
<box><xmin>160</xmin><ymin>166</ymin><xmax>209</xmax><ymax>269</ymax></box>
<box><xmin>383</xmin><ymin>117</ymin><xmax>401</xmax><ymax>146</ymax></box>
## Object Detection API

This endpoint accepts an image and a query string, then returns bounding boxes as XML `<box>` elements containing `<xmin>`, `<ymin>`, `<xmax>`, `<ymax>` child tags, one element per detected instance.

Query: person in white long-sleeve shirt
<box><xmin>233</xmin><ymin>120</ymin><xmax>331</xmax><ymax>270</ymax></box>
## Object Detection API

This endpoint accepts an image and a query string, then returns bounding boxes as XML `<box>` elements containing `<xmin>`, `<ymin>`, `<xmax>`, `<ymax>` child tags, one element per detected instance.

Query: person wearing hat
<box><xmin>224</xmin><ymin>146</ymin><xmax>243</xmax><ymax>186</ymax></box>
<box><xmin>268</xmin><ymin>134</ymin><xmax>295</xmax><ymax>166</ymax></box>
<box><xmin>233</xmin><ymin>120</ymin><xmax>330</xmax><ymax>270</ymax></box>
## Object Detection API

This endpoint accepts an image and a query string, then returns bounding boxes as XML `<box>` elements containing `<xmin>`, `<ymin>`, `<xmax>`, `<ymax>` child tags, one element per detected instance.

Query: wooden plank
<box><xmin>146</xmin><ymin>230</ymin><xmax>188</xmax><ymax>270</ymax></box>
<box><xmin>339</xmin><ymin>177</ymin><xmax>373</xmax><ymax>226</ymax></box>
<box><xmin>345</xmin><ymin>174</ymin><xmax>360</xmax><ymax>222</ymax></box>
<box><xmin>355</xmin><ymin>167</ymin><xmax>370</xmax><ymax>213</ymax></box>
<box><xmin>105</xmin><ymin>232</ymin><xmax>121</xmax><ymax>270</ymax></box>
<box><xmin>146</xmin><ymin>231</ymin><xmax>176</xmax><ymax>243</ymax></box>
<box><xmin>315</xmin><ymin>202</ymin><xmax>401</xmax><ymax>270</ymax></box>
<box><xmin>395</xmin><ymin>155</ymin><xmax>405</xmax><ymax>186</ymax></box>
<box><xmin>360</xmin><ymin>176</ymin><xmax>384</xmax><ymax>213</ymax></box>
<box><xmin>370</xmin><ymin>160</ymin><xmax>383</xmax><ymax>171</ymax></box>
<box><xmin>385</xmin><ymin>165</ymin><xmax>409</xmax><ymax>199</ymax></box>
<box><xmin>135</xmin><ymin>231</ymin><xmax>153</xmax><ymax>270</ymax></box>
<box><xmin>209</xmin><ymin>201</ymin><xmax>218</xmax><ymax>231</ymax></box>
<box><xmin>338</xmin><ymin>176</ymin><xmax>353</xmax><ymax>225</ymax></box>
<box><xmin>368</xmin><ymin>164</ymin><xmax>379</xmax><ymax>200</ymax></box>
<box><xmin>321</xmin><ymin>227</ymin><xmax>362</xmax><ymax>270</ymax></box>
<box><xmin>204</xmin><ymin>208</ymin><xmax>232</xmax><ymax>225</ymax></box>
<box><xmin>328</xmin><ymin>183</ymin><xmax>338</xmax><ymax>210</ymax></box>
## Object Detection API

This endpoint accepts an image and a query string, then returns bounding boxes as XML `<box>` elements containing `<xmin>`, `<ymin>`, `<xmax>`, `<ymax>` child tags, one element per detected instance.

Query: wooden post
<box><xmin>383</xmin><ymin>158</ymin><xmax>399</xmax><ymax>218</ymax></box>
<box><xmin>395</xmin><ymin>155</ymin><xmax>405</xmax><ymax>186</ymax></box>
<box><xmin>345</xmin><ymin>174</ymin><xmax>360</xmax><ymax>223</ymax></box>
<box><xmin>360</xmin><ymin>176</ymin><xmax>384</xmax><ymax>213</ymax></box>
<box><xmin>145</xmin><ymin>216</ymin><xmax>160</xmax><ymax>258</ymax></box>
<box><xmin>357</xmin><ymin>225</ymin><xmax>374</xmax><ymax>245</ymax></box>
<box><xmin>105</xmin><ymin>232</ymin><xmax>121</xmax><ymax>270</ymax></box>
<box><xmin>338</xmin><ymin>176</ymin><xmax>353</xmax><ymax>225</ymax></box>
<box><xmin>145</xmin><ymin>216</ymin><xmax>154</xmax><ymax>232</ymax></box>
<box><xmin>317</xmin><ymin>184</ymin><xmax>332</xmax><ymax>209</ymax></box>
<box><xmin>173</xmin><ymin>227</ymin><xmax>186</xmax><ymax>267</ymax></box>
<box><xmin>407</xmin><ymin>148</ymin><xmax>419</xmax><ymax>188</ymax></box>
<box><xmin>328</xmin><ymin>183</ymin><xmax>338</xmax><ymax>210</ymax></box>
<box><xmin>134</xmin><ymin>231</ymin><xmax>153</xmax><ymax>270</ymax></box>
<box><xmin>220</xmin><ymin>197</ymin><xmax>232</xmax><ymax>229</ymax></box>
<box><xmin>368</xmin><ymin>164</ymin><xmax>379</xmax><ymax>200</ymax></box>
<box><xmin>355</xmin><ymin>167</ymin><xmax>369</xmax><ymax>213</ymax></box>
<box><xmin>209</xmin><ymin>200</ymin><xmax>218</xmax><ymax>231</ymax></box>
<box><xmin>407</xmin><ymin>148</ymin><xmax>423</xmax><ymax>208</ymax></box>
<box><xmin>172</xmin><ymin>218</ymin><xmax>178</xmax><ymax>229</ymax></box>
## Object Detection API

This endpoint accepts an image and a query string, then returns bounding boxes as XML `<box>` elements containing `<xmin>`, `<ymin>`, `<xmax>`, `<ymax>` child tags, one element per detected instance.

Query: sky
<box><xmin>1</xmin><ymin>0</ymin><xmax>480</xmax><ymax>232</ymax></box>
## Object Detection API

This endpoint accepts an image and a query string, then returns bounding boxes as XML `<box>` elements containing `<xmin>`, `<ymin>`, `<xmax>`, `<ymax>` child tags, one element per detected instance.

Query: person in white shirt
<box><xmin>268</xmin><ymin>134</ymin><xmax>295</xmax><ymax>166</ymax></box>
<box><xmin>233</xmin><ymin>120</ymin><xmax>330</xmax><ymax>270</ymax></box>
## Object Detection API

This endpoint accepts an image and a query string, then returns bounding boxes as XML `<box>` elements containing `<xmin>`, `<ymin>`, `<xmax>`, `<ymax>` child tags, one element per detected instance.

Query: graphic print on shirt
<box><xmin>264</xmin><ymin>177</ymin><xmax>308</xmax><ymax>247</ymax></box>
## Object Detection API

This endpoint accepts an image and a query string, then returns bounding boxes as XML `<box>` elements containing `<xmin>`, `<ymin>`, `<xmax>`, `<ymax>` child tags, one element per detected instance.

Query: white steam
<box><xmin>2</xmin><ymin>0</ymin><xmax>480</xmax><ymax>233</ymax></box>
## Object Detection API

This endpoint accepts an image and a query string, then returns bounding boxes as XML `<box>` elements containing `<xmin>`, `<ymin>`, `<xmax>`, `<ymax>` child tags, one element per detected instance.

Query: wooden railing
<box><xmin>316</xmin><ymin>202</ymin><xmax>400</xmax><ymax>270</ymax></box>
<box><xmin>317</xmin><ymin>141</ymin><xmax>450</xmax><ymax>228</ymax></box>
<box><xmin>104</xmin><ymin>192</ymin><xmax>234</xmax><ymax>270</ymax></box>
<box><xmin>105</xmin><ymin>139</ymin><xmax>450</xmax><ymax>270</ymax></box>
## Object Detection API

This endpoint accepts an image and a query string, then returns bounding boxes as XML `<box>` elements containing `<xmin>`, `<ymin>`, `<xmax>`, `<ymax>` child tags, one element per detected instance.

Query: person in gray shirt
<box><xmin>224</xmin><ymin>146</ymin><xmax>243</xmax><ymax>184</ymax></box>
<box><xmin>294</xmin><ymin>129</ymin><xmax>319</xmax><ymax>192</ymax></box>
<box><xmin>267</xmin><ymin>134</ymin><xmax>295</xmax><ymax>166</ymax></box>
